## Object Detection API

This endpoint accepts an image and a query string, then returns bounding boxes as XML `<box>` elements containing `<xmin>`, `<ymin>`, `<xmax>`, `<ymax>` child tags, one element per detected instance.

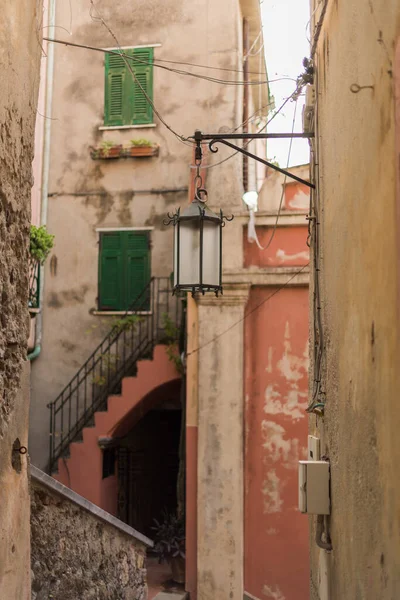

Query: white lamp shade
<box><xmin>172</xmin><ymin>198</ymin><xmax>226</xmax><ymax>294</ymax></box>
<box><xmin>175</xmin><ymin>220</ymin><xmax>200</xmax><ymax>287</ymax></box>
<box><xmin>202</xmin><ymin>220</ymin><xmax>220</xmax><ymax>286</ymax></box>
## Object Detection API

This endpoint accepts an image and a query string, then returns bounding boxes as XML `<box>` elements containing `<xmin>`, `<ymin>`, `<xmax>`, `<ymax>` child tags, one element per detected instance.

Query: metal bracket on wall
<box><xmin>190</xmin><ymin>130</ymin><xmax>315</xmax><ymax>189</ymax></box>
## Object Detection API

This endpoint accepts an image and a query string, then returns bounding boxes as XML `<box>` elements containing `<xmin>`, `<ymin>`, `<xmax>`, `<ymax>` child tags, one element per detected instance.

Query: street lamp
<box><xmin>165</xmin><ymin>190</ymin><xmax>233</xmax><ymax>297</ymax></box>
<box><xmin>165</xmin><ymin>129</ymin><xmax>314</xmax><ymax>297</ymax></box>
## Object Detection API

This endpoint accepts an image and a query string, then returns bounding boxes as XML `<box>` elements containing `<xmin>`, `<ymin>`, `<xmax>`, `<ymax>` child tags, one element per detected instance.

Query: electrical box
<box><xmin>308</xmin><ymin>435</ymin><xmax>320</xmax><ymax>461</ymax></box>
<box><xmin>298</xmin><ymin>460</ymin><xmax>330</xmax><ymax>515</ymax></box>
<box><xmin>302</xmin><ymin>84</ymin><xmax>315</xmax><ymax>134</ymax></box>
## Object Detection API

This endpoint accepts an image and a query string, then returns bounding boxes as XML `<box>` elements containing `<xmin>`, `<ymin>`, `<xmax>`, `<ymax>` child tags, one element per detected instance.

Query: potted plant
<box><xmin>152</xmin><ymin>511</ymin><xmax>185</xmax><ymax>584</ymax></box>
<box><xmin>90</xmin><ymin>140</ymin><xmax>123</xmax><ymax>159</ymax></box>
<box><xmin>125</xmin><ymin>138</ymin><xmax>159</xmax><ymax>157</ymax></box>
<box><xmin>29</xmin><ymin>225</ymin><xmax>55</xmax><ymax>315</ymax></box>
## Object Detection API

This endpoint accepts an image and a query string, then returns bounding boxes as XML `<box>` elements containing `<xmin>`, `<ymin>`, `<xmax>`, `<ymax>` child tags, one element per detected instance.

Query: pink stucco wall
<box><xmin>243</xmin><ymin>226</ymin><xmax>310</xmax><ymax>269</ymax></box>
<box><xmin>244</xmin><ymin>284</ymin><xmax>309</xmax><ymax>600</ymax></box>
<box><xmin>243</xmin><ymin>177</ymin><xmax>309</xmax><ymax>599</ymax></box>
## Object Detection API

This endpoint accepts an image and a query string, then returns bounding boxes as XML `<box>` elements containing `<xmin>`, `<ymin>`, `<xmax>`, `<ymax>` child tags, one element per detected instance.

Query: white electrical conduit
<box><xmin>30</xmin><ymin>0</ymin><xmax>57</xmax><ymax>360</ymax></box>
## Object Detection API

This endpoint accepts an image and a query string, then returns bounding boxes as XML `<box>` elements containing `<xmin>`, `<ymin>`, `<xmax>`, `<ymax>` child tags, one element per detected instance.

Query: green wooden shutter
<box><xmin>105</xmin><ymin>52</ymin><xmax>126</xmax><ymax>126</ymax></box>
<box><xmin>99</xmin><ymin>233</ymin><xmax>124</xmax><ymax>310</ymax></box>
<box><xmin>132</xmin><ymin>48</ymin><xmax>153</xmax><ymax>125</ymax></box>
<box><xmin>104</xmin><ymin>48</ymin><xmax>153</xmax><ymax>126</ymax></box>
<box><xmin>125</xmin><ymin>232</ymin><xmax>151</xmax><ymax>310</ymax></box>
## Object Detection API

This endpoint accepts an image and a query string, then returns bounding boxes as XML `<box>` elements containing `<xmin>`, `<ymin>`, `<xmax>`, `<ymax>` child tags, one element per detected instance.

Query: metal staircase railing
<box><xmin>47</xmin><ymin>277</ymin><xmax>182</xmax><ymax>474</ymax></box>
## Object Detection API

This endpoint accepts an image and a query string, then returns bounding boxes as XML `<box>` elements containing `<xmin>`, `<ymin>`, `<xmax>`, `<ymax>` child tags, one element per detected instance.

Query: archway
<box><xmin>110</xmin><ymin>378</ymin><xmax>182</xmax><ymax>537</ymax></box>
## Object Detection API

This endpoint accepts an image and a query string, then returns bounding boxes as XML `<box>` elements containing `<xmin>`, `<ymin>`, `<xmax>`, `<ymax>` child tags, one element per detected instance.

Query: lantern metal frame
<box><xmin>164</xmin><ymin>194</ymin><xmax>233</xmax><ymax>297</ymax></box>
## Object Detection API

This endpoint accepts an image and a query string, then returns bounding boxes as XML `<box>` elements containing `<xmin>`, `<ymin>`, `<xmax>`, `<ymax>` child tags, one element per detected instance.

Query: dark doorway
<box><xmin>117</xmin><ymin>408</ymin><xmax>181</xmax><ymax>538</ymax></box>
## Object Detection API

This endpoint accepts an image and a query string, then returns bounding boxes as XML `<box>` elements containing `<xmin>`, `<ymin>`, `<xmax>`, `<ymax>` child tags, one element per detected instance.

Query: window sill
<box><xmin>92</xmin><ymin>310</ymin><xmax>152</xmax><ymax>316</ymax></box>
<box><xmin>98</xmin><ymin>124</ymin><xmax>157</xmax><ymax>131</ymax></box>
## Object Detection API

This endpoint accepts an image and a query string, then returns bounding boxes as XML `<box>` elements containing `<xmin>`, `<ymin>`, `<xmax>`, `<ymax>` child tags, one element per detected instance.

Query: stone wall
<box><xmin>309</xmin><ymin>0</ymin><xmax>400</xmax><ymax>598</ymax></box>
<box><xmin>30</xmin><ymin>466</ymin><xmax>151</xmax><ymax>600</ymax></box>
<box><xmin>0</xmin><ymin>1</ymin><xmax>43</xmax><ymax>597</ymax></box>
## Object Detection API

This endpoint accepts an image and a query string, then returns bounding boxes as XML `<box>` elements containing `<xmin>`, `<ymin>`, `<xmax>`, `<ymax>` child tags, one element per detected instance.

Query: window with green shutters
<box><xmin>104</xmin><ymin>47</ymin><xmax>154</xmax><ymax>127</ymax></box>
<box><xmin>98</xmin><ymin>231</ymin><xmax>151</xmax><ymax>311</ymax></box>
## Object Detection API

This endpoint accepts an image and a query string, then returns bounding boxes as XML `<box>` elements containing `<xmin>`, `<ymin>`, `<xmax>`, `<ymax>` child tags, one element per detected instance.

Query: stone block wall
<box><xmin>30</xmin><ymin>467</ymin><xmax>152</xmax><ymax>600</ymax></box>
<box><xmin>0</xmin><ymin>1</ymin><xmax>43</xmax><ymax>597</ymax></box>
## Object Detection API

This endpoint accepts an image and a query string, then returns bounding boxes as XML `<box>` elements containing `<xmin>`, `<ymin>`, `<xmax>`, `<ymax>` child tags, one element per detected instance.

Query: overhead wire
<box><xmin>248</xmin><ymin>97</ymin><xmax>299</xmax><ymax>251</ymax></box>
<box><xmin>88</xmin><ymin>0</ymin><xmax>191</xmax><ymax>147</ymax></box>
<box><xmin>306</xmin><ymin>10</ymin><xmax>324</xmax><ymax>414</ymax></box>
<box><xmin>42</xmin><ymin>36</ymin><xmax>292</xmax><ymax>88</ymax></box>
<box><xmin>42</xmin><ymin>35</ymin><xmax>293</xmax><ymax>150</ymax></box>
<box><xmin>151</xmin><ymin>55</ymin><xmax>293</xmax><ymax>78</ymax></box>
<box><xmin>193</xmin><ymin>82</ymin><xmax>304</xmax><ymax>171</ymax></box>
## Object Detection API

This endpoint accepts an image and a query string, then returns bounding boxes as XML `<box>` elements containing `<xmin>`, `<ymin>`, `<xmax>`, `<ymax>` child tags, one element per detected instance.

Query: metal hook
<box><xmin>13</xmin><ymin>445</ymin><xmax>28</xmax><ymax>455</ymax></box>
<box><xmin>350</xmin><ymin>83</ymin><xmax>374</xmax><ymax>94</ymax></box>
<box><xmin>195</xmin><ymin>187</ymin><xmax>208</xmax><ymax>202</ymax></box>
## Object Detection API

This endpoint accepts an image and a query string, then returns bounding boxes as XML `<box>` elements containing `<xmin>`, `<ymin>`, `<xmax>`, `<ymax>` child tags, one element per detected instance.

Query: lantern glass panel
<box><xmin>202</xmin><ymin>220</ymin><xmax>220</xmax><ymax>286</ymax></box>
<box><xmin>178</xmin><ymin>219</ymin><xmax>200</xmax><ymax>286</ymax></box>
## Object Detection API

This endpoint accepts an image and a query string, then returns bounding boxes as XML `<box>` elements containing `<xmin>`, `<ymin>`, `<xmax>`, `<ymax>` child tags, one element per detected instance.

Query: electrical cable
<box><xmin>247</xmin><ymin>98</ymin><xmax>299</xmax><ymax>251</ymax></box>
<box><xmin>42</xmin><ymin>36</ymin><xmax>293</xmax><ymax>88</ymax></box>
<box><xmin>88</xmin><ymin>1</ymin><xmax>192</xmax><ymax>147</ymax></box>
<box><xmin>310</xmin><ymin>0</ymin><xmax>328</xmax><ymax>60</ymax></box>
<box><xmin>306</xmin><ymin>66</ymin><xmax>324</xmax><ymax>414</ymax></box>
<box><xmin>186</xmin><ymin>263</ymin><xmax>309</xmax><ymax>357</ymax></box>
<box><xmin>193</xmin><ymin>82</ymin><xmax>304</xmax><ymax>171</ymax></box>
<box><xmin>152</xmin><ymin>56</ymin><xmax>294</xmax><ymax>79</ymax></box>
<box><xmin>41</xmin><ymin>33</ymin><xmax>306</xmax><ymax>155</ymax></box>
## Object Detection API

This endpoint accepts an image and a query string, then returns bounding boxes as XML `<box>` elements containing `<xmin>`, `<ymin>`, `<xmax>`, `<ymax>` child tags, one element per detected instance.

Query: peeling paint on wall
<box><xmin>244</xmin><ymin>285</ymin><xmax>309</xmax><ymax>599</ymax></box>
<box><xmin>261</xmin><ymin>470</ymin><xmax>283</xmax><ymax>514</ymax></box>
<box><xmin>278</xmin><ymin>323</ymin><xmax>308</xmax><ymax>383</ymax></box>
<box><xmin>286</xmin><ymin>189</ymin><xmax>309</xmax><ymax>210</ymax></box>
<box><xmin>262</xmin><ymin>583</ymin><xmax>286</xmax><ymax>599</ymax></box>
<box><xmin>261</xmin><ymin>420</ymin><xmax>300</xmax><ymax>469</ymax></box>
<box><xmin>264</xmin><ymin>383</ymin><xmax>307</xmax><ymax>420</ymax></box>
<box><xmin>272</xmin><ymin>248</ymin><xmax>310</xmax><ymax>264</ymax></box>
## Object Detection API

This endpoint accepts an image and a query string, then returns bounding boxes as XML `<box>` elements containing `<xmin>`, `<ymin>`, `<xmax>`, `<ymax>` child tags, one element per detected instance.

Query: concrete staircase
<box><xmin>54</xmin><ymin>345</ymin><xmax>180</xmax><ymax>513</ymax></box>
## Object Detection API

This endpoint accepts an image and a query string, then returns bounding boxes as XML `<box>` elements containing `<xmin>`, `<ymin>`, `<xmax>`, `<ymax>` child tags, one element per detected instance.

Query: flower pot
<box><xmin>170</xmin><ymin>556</ymin><xmax>185</xmax><ymax>584</ymax></box>
<box><xmin>90</xmin><ymin>145</ymin><xmax>123</xmax><ymax>159</ymax></box>
<box><xmin>126</xmin><ymin>145</ymin><xmax>159</xmax><ymax>157</ymax></box>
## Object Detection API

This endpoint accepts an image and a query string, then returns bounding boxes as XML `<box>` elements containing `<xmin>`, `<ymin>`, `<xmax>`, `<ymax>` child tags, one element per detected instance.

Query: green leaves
<box><xmin>152</xmin><ymin>511</ymin><xmax>185</xmax><ymax>562</ymax></box>
<box><xmin>30</xmin><ymin>225</ymin><xmax>54</xmax><ymax>264</ymax></box>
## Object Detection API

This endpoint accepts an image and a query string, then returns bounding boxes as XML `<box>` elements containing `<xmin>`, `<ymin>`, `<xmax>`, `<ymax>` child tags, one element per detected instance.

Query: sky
<box><xmin>261</xmin><ymin>0</ymin><xmax>310</xmax><ymax>167</ymax></box>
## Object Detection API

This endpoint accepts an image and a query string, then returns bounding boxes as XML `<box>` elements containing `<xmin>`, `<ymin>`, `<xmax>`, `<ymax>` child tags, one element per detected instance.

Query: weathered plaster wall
<box><xmin>245</xmin><ymin>286</ymin><xmax>309</xmax><ymax>600</ymax></box>
<box><xmin>0</xmin><ymin>1</ymin><xmax>43</xmax><ymax>597</ymax></box>
<box><xmin>310</xmin><ymin>1</ymin><xmax>400</xmax><ymax>598</ymax></box>
<box><xmin>243</xmin><ymin>172</ymin><xmax>309</xmax><ymax>600</ymax></box>
<box><xmin>30</xmin><ymin>0</ymin><xmax>250</xmax><ymax>469</ymax></box>
<box><xmin>30</xmin><ymin>466</ymin><xmax>150</xmax><ymax>600</ymax></box>
<box><xmin>197</xmin><ymin>285</ymin><xmax>250</xmax><ymax>600</ymax></box>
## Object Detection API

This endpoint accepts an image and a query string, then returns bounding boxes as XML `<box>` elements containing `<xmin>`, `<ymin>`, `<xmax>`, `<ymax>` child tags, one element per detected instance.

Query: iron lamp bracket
<box><xmin>190</xmin><ymin>130</ymin><xmax>315</xmax><ymax>189</ymax></box>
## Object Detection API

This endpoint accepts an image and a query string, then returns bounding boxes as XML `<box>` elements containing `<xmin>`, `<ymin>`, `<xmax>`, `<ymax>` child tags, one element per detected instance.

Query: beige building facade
<box><xmin>0</xmin><ymin>1</ymin><xmax>43</xmax><ymax>598</ymax></box>
<box><xmin>30</xmin><ymin>0</ymin><xmax>266</xmax><ymax>471</ymax></box>
<box><xmin>308</xmin><ymin>1</ymin><xmax>400</xmax><ymax>598</ymax></box>
<box><xmin>29</xmin><ymin>2</ymin><xmax>269</xmax><ymax>599</ymax></box>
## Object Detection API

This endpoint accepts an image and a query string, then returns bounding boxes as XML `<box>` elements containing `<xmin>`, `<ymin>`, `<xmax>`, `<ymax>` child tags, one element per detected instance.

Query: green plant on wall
<box><xmin>30</xmin><ymin>225</ymin><xmax>55</xmax><ymax>264</ymax></box>
<box><xmin>100</xmin><ymin>139</ymin><xmax>117</xmax><ymax>156</ymax></box>
<box><xmin>129</xmin><ymin>138</ymin><xmax>154</xmax><ymax>147</ymax></box>
<box><xmin>91</xmin><ymin>352</ymin><xmax>120</xmax><ymax>386</ymax></box>
<box><xmin>162</xmin><ymin>313</ymin><xmax>184</xmax><ymax>375</ymax></box>
<box><xmin>112</xmin><ymin>314</ymin><xmax>142</xmax><ymax>333</ymax></box>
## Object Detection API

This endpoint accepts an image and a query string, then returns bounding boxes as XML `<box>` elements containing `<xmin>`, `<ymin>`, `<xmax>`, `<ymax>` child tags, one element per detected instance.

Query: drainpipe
<box><xmin>242</xmin><ymin>17</ymin><xmax>250</xmax><ymax>192</ymax></box>
<box><xmin>30</xmin><ymin>0</ymin><xmax>57</xmax><ymax>361</ymax></box>
<box><xmin>28</xmin><ymin>345</ymin><xmax>41</xmax><ymax>361</ymax></box>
